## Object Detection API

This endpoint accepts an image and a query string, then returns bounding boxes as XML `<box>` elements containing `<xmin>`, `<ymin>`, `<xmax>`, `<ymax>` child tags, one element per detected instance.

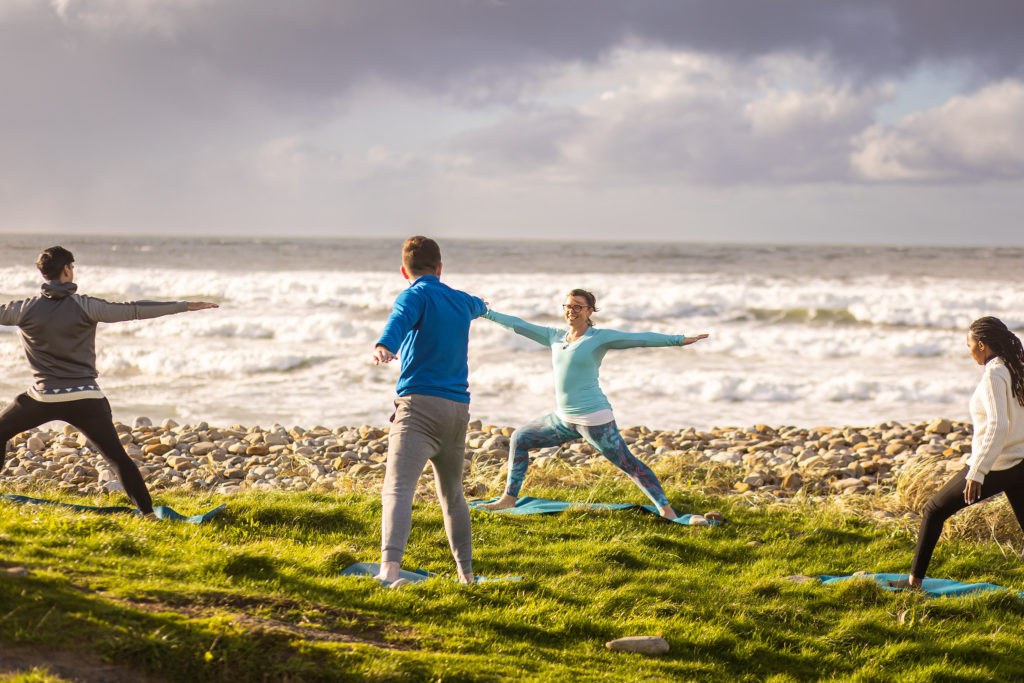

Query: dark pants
<box><xmin>0</xmin><ymin>393</ymin><xmax>153</xmax><ymax>514</ymax></box>
<box><xmin>911</xmin><ymin>462</ymin><xmax>1024</xmax><ymax>578</ymax></box>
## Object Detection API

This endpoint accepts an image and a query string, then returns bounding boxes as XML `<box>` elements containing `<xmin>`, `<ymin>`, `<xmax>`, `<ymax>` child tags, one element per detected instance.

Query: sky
<box><xmin>1</xmin><ymin>1</ymin><xmax>1023</xmax><ymax>245</ymax></box>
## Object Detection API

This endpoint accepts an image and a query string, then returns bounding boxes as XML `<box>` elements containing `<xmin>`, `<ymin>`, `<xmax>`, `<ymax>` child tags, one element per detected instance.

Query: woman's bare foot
<box><xmin>458</xmin><ymin>573</ymin><xmax>475</xmax><ymax>585</ymax></box>
<box><xmin>481</xmin><ymin>494</ymin><xmax>517</xmax><ymax>511</ymax></box>
<box><xmin>659</xmin><ymin>505</ymin><xmax>678</xmax><ymax>521</ymax></box>
<box><xmin>885</xmin><ymin>576</ymin><xmax>923</xmax><ymax>589</ymax></box>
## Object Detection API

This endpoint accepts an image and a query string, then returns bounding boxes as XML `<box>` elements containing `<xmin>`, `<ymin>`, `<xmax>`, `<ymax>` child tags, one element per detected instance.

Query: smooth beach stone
<box><xmin>348</xmin><ymin>463</ymin><xmax>373</xmax><ymax>477</ymax></box>
<box><xmin>206</xmin><ymin>452</ymin><xmax>228</xmax><ymax>466</ymax></box>
<box><xmin>916</xmin><ymin>443</ymin><xmax>945</xmax><ymax>456</ymax></box>
<box><xmin>144</xmin><ymin>443</ymin><xmax>174</xmax><ymax>456</ymax></box>
<box><xmin>190</xmin><ymin>441</ymin><xmax>216</xmax><ymax>456</ymax></box>
<box><xmin>264</xmin><ymin>434</ymin><xmax>290</xmax><ymax>447</ymax></box>
<box><xmin>168</xmin><ymin>457</ymin><xmax>195</xmax><ymax>471</ymax></box>
<box><xmin>605</xmin><ymin>636</ymin><xmax>669</xmax><ymax>655</ymax></box>
<box><xmin>832</xmin><ymin>477</ymin><xmax>863</xmax><ymax>491</ymax></box>
<box><xmin>26</xmin><ymin>436</ymin><xmax>46</xmax><ymax>452</ymax></box>
<box><xmin>133</xmin><ymin>416</ymin><xmax>153</xmax><ymax>428</ymax></box>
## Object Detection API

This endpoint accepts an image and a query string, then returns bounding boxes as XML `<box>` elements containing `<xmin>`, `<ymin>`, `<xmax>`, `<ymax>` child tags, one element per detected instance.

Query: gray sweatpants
<box><xmin>380</xmin><ymin>393</ymin><xmax>473</xmax><ymax>576</ymax></box>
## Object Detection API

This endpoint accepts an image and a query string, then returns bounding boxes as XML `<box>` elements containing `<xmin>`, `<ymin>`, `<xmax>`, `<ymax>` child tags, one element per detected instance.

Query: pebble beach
<box><xmin>0</xmin><ymin>417</ymin><xmax>972</xmax><ymax>509</ymax></box>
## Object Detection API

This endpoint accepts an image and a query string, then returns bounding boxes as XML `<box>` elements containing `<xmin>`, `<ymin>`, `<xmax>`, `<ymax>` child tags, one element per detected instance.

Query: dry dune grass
<box><xmin>464</xmin><ymin>451</ymin><xmax>743</xmax><ymax>501</ymax></box>
<box><xmin>895</xmin><ymin>454</ymin><xmax>1024</xmax><ymax>545</ymax></box>
<box><xmin>346</xmin><ymin>445</ymin><xmax>1023</xmax><ymax>549</ymax></box>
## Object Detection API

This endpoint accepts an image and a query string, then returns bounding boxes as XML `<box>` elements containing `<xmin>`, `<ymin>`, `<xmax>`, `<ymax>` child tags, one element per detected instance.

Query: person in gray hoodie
<box><xmin>0</xmin><ymin>246</ymin><xmax>217</xmax><ymax>516</ymax></box>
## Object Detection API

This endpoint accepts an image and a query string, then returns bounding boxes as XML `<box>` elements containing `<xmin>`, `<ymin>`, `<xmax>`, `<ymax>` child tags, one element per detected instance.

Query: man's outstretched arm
<box><xmin>74</xmin><ymin>295</ymin><xmax>218</xmax><ymax>323</ymax></box>
<box><xmin>0</xmin><ymin>299</ymin><xmax>28</xmax><ymax>326</ymax></box>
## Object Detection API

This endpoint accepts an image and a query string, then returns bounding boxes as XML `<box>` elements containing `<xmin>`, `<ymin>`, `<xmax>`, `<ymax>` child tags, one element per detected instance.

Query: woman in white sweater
<box><xmin>890</xmin><ymin>316</ymin><xmax>1024</xmax><ymax>588</ymax></box>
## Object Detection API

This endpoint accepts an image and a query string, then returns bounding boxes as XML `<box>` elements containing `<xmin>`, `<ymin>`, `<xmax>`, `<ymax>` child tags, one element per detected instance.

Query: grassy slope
<box><xmin>1</xmin><ymin>481</ymin><xmax>1023</xmax><ymax>682</ymax></box>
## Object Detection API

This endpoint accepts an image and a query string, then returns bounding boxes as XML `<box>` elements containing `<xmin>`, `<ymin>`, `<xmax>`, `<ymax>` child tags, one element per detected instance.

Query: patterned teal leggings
<box><xmin>503</xmin><ymin>413</ymin><xmax>670</xmax><ymax>509</ymax></box>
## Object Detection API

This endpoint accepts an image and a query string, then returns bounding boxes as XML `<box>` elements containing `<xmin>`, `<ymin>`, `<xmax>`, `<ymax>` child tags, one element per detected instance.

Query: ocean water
<box><xmin>1</xmin><ymin>235</ymin><xmax>1022</xmax><ymax>430</ymax></box>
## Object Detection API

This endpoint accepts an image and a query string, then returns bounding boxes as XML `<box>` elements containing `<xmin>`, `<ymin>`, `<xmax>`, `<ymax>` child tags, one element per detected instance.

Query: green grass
<box><xmin>1</xmin><ymin>482</ymin><xmax>1023</xmax><ymax>682</ymax></box>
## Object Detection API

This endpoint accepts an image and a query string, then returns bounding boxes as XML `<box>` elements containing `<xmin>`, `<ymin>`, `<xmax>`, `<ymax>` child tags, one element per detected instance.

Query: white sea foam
<box><xmin>0</xmin><ymin>260</ymin><xmax>1016</xmax><ymax>428</ymax></box>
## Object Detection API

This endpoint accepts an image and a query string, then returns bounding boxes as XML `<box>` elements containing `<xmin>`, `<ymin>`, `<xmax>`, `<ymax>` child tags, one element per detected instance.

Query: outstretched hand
<box><xmin>187</xmin><ymin>301</ymin><xmax>219</xmax><ymax>311</ymax></box>
<box><xmin>682</xmin><ymin>333</ymin><xmax>709</xmax><ymax>346</ymax></box>
<box><xmin>373</xmin><ymin>344</ymin><xmax>397</xmax><ymax>365</ymax></box>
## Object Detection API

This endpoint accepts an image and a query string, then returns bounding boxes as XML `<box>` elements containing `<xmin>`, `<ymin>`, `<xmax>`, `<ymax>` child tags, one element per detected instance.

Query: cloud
<box><xmin>446</xmin><ymin>50</ymin><xmax>887</xmax><ymax>185</ymax></box>
<box><xmin>5</xmin><ymin>1</ymin><xmax>1024</xmax><ymax>106</ymax></box>
<box><xmin>49</xmin><ymin>0</ymin><xmax>211</xmax><ymax>38</ymax></box>
<box><xmin>2</xmin><ymin>0</ymin><xmax>1024</xmax><ymax>240</ymax></box>
<box><xmin>853</xmin><ymin>80</ymin><xmax>1024</xmax><ymax>181</ymax></box>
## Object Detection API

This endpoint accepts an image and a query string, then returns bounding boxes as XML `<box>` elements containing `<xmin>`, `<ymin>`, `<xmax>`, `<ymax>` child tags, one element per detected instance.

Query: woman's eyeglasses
<box><xmin>562</xmin><ymin>304</ymin><xmax>588</xmax><ymax>312</ymax></box>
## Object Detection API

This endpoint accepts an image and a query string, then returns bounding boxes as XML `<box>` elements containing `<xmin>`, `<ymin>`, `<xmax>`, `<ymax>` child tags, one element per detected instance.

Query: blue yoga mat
<box><xmin>1</xmin><ymin>493</ymin><xmax>226</xmax><ymax>524</ymax></box>
<box><xmin>340</xmin><ymin>562</ymin><xmax>520</xmax><ymax>585</ymax></box>
<box><xmin>818</xmin><ymin>573</ymin><xmax>1023</xmax><ymax>599</ymax></box>
<box><xmin>469</xmin><ymin>496</ymin><xmax>724</xmax><ymax>526</ymax></box>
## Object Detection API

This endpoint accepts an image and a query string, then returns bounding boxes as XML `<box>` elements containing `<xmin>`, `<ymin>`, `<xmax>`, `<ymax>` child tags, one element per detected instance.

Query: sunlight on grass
<box><xmin>1</xmin><ymin>485</ymin><xmax>1022</xmax><ymax>681</ymax></box>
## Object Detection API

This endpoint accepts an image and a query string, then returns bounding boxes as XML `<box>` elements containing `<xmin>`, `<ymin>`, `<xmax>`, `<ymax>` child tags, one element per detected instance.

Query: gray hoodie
<box><xmin>0</xmin><ymin>281</ymin><xmax>187</xmax><ymax>395</ymax></box>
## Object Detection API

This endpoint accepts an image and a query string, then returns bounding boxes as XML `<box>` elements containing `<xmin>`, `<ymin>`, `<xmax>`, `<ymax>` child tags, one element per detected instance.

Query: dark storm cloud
<box><xmin>7</xmin><ymin>1</ymin><xmax>1023</xmax><ymax>107</ymax></box>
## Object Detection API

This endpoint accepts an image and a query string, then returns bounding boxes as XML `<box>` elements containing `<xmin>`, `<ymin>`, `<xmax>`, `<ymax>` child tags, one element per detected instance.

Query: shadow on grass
<box><xmin>0</xmin><ymin>574</ymin><xmax>376</xmax><ymax>682</ymax></box>
<box><xmin>228</xmin><ymin>500</ymin><xmax>371</xmax><ymax>536</ymax></box>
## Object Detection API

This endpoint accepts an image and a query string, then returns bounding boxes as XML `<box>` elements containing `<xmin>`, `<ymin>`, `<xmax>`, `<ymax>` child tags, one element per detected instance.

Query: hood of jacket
<box><xmin>41</xmin><ymin>281</ymin><xmax>78</xmax><ymax>300</ymax></box>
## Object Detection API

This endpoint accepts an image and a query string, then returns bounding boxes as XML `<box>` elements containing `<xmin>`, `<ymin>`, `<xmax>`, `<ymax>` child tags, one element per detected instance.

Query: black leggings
<box><xmin>911</xmin><ymin>462</ymin><xmax>1024</xmax><ymax>578</ymax></box>
<box><xmin>0</xmin><ymin>393</ymin><xmax>153</xmax><ymax>514</ymax></box>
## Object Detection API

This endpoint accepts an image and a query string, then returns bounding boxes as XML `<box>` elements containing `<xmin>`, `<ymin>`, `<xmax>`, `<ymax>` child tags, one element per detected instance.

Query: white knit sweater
<box><xmin>966</xmin><ymin>357</ymin><xmax>1024</xmax><ymax>483</ymax></box>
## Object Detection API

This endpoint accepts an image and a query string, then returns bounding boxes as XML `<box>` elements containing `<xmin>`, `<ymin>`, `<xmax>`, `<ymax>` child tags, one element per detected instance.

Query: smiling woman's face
<box><xmin>563</xmin><ymin>294</ymin><xmax>592</xmax><ymax>326</ymax></box>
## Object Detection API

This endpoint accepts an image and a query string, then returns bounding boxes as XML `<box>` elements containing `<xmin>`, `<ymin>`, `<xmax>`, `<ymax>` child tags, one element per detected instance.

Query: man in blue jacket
<box><xmin>373</xmin><ymin>236</ymin><xmax>486</xmax><ymax>585</ymax></box>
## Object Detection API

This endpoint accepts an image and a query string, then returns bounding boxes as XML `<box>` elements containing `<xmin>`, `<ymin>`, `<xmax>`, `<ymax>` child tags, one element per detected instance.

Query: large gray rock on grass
<box><xmin>605</xmin><ymin>636</ymin><xmax>669</xmax><ymax>655</ymax></box>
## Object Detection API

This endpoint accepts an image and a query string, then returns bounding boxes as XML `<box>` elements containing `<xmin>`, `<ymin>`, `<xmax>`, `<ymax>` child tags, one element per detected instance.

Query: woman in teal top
<box><xmin>481</xmin><ymin>289</ymin><xmax>708</xmax><ymax>519</ymax></box>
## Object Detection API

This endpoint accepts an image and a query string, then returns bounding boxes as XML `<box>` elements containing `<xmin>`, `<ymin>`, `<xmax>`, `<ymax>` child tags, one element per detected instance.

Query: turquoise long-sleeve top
<box><xmin>482</xmin><ymin>309</ymin><xmax>687</xmax><ymax>416</ymax></box>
